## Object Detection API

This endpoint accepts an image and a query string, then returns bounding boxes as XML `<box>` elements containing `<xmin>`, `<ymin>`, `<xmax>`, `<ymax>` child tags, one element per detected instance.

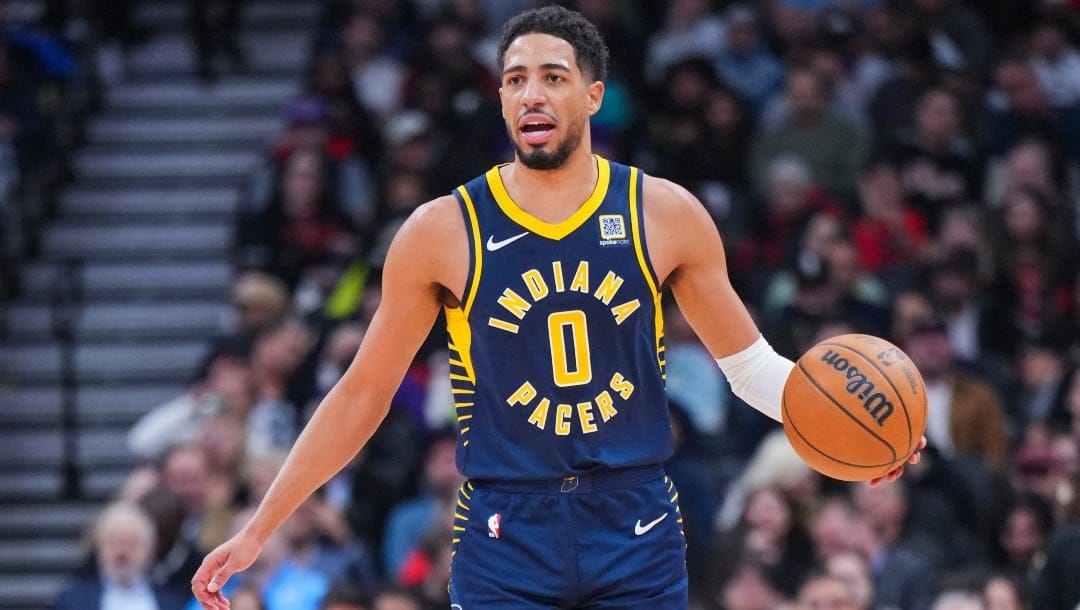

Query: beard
<box><xmin>507</xmin><ymin>114</ymin><xmax>586</xmax><ymax>170</ymax></box>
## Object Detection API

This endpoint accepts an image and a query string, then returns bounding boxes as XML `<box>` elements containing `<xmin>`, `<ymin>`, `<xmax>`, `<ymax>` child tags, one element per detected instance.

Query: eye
<box><xmin>505</xmin><ymin>75</ymin><xmax>523</xmax><ymax>86</ymax></box>
<box><xmin>546</xmin><ymin>73</ymin><xmax>564</xmax><ymax>83</ymax></box>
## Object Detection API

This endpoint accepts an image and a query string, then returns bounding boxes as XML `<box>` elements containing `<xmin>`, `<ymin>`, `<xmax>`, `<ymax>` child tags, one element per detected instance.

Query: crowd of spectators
<box><xmin>45</xmin><ymin>1</ymin><xmax>1080</xmax><ymax>609</ymax></box>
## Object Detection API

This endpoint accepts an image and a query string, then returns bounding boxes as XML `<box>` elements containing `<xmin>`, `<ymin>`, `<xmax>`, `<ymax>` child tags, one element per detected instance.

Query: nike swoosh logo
<box><xmin>486</xmin><ymin>232</ymin><xmax>529</xmax><ymax>251</ymax></box>
<box><xmin>634</xmin><ymin>513</ymin><xmax>668</xmax><ymax>536</ymax></box>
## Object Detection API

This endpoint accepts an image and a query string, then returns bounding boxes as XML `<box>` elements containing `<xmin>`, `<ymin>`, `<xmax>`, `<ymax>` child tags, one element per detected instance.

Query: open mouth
<box><xmin>519</xmin><ymin>118</ymin><xmax>555</xmax><ymax>145</ymax></box>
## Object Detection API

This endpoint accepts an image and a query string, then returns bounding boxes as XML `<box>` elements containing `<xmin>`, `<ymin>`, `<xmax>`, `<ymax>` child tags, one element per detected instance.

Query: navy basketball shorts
<box><xmin>448</xmin><ymin>465</ymin><xmax>688</xmax><ymax>609</ymax></box>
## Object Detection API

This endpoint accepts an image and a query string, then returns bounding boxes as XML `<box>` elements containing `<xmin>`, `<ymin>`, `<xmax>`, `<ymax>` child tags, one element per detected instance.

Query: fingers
<box><xmin>192</xmin><ymin>551</ymin><xmax>234</xmax><ymax>610</ymax></box>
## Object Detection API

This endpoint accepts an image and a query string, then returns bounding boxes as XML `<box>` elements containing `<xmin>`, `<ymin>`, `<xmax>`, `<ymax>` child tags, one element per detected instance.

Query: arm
<box><xmin>643</xmin><ymin>176</ymin><xmax>791</xmax><ymax>422</ymax></box>
<box><xmin>643</xmin><ymin>176</ymin><xmax>923</xmax><ymax>484</ymax></box>
<box><xmin>191</xmin><ymin>196</ymin><xmax>465</xmax><ymax>609</ymax></box>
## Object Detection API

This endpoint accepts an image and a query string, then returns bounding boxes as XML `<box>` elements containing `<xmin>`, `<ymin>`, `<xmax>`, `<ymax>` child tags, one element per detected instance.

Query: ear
<box><xmin>586</xmin><ymin>81</ymin><xmax>604</xmax><ymax>116</ymax></box>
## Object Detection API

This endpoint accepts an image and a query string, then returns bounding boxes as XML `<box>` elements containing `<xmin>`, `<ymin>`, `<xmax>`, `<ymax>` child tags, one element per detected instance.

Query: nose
<box><xmin>521</xmin><ymin>79</ymin><xmax>546</xmax><ymax>107</ymax></box>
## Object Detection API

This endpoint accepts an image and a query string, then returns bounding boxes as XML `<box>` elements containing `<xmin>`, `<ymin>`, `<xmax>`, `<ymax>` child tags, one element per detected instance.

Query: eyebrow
<box><xmin>502</xmin><ymin>62</ymin><xmax>572</xmax><ymax>76</ymax></box>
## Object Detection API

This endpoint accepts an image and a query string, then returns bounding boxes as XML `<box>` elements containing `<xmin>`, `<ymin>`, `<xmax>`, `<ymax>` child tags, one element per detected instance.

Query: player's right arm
<box><xmin>191</xmin><ymin>196</ymin><xmax>466</xmax><ymax>610</ymax></box>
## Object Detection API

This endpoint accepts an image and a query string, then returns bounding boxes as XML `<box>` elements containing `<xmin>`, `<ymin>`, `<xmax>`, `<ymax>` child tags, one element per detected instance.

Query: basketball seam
<box><xmin>783</xmin><ymin>390</ymin><xmax>891</xmax><ymax>474</ymax></box>
<box><xmin>819</xmin><ymin>341</ymin><xmax>916</xmax><ymax>454</ymax></box>
<box><xmin>795</xmin><ymin>361</ymin><xmax>897</xmax><ymax>467</ymax></box>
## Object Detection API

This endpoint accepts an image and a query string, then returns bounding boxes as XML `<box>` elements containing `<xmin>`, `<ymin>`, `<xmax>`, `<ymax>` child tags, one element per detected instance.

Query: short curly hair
<box><xmin>496</xmin><ymin>5</ymin><xmax>609</xmax><ymax>82</ymax></box>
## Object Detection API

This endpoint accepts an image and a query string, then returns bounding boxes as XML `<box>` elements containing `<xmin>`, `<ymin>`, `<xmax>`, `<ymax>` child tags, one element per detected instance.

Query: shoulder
<box><xmin>389</xmin><ymin>195</ymin><xmax>465</xmax><ymax>252</ymax></box>
<box><xmin>640</xmin><ymin>174</ymin><xmax>716</xmax><ymax>238</ymax></box>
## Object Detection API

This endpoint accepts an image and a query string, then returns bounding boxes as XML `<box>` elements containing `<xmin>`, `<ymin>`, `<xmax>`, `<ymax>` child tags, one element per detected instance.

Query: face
<box><xmin>282</xmin><ymin>149</ymin><xmax>325</xmax><ymax>215</ymax></box>
<box><xmin>163</xmin><ymin>446</ymin><xmax>209</xmax><ymax>513</ymax></box>
<box><xmin>97</xmin><ymin>511</ymin><xmax>154</xmax><ymax>587</ymax></box>
<box><xmin>984</xmin><ymin>576</ymin><xmax>1023</xmax><ymax>610</ymax></box>
<box><xmin>1000</xmin><ymin>508</ymin><xmax>1043</xmax><ymax>563</ymax></box>
<box><xmin>745</xmin><ymin>487</ymin><xmax>791</xmax><ymax>542</ymax></box>
<box><xmin>917</xmin><ymin>90</ymin><xmax>960</xmax><ymax>141</ymax></box>
<box><xmin>827</xmin><ymin>552</ymin><xmax>874</xmax><ymax>608</ymax></box>
<box><xmin>500</xmin><ymin>33</ymin><xmax>603</xmax><ymax>170</ymax></box>
<box><xmin>798</xmin><ymin>576</ymin><xmax>858</xmax><ymax>610</ymax></box>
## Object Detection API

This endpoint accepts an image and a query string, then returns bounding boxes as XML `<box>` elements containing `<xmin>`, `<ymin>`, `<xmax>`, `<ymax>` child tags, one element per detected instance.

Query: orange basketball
<box><xmin>782</xmin><ymin>333</ymin><xmax>927</xmax><ymax>481</ymax></box>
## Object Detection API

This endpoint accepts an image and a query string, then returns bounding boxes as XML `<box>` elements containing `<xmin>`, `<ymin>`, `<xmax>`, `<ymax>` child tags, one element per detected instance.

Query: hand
<box><xmin>191</xmin><ymin>533</ymin><xmax>262</xmax><ymax>610</ymax></box>
<box><xmin>870</xmin><ymin>436</ymin><xmax>927</xmax><ymax>487</ymax></box>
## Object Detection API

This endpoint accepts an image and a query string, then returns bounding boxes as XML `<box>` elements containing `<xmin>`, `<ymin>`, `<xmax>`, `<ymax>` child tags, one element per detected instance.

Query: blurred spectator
<box><xmin>796</xmin><ymin>572</ymin><xmax>863</xmax><ymax>610</ymax></box>
<box><xmin>717</xmin><ymin>429</ymin><xmax>819</xmax><ymax>532</ymax></box>
<box><xmin>643</xmin><ymin>0</ymin><xmax>726</xmax><ymax>86</ymax></box>
<box><xmin>926</xmin><ymin>247</ymin><xmax>1009</xmax><ymax>372</ymax></box>
<box><xmin>889</xmin><ymin>289</ymin><xmax>936</xmax><ymax>346</ymax></box>
<box><xmin>127</xmin><ymin>339</ymin><xmax>253</xmax><ymax>461</ymax></box>
<box><xmin>903</xmin><ymin>315</ymin><xmax>1010</xmax><ymax>470</ymax></box>
<box><xmin>161</xmin><ymin>443</ymin><xmax>234</xmax><ymax>554</ymax></box>
<box><xmin>1011</xmin><ymin>339</ymin><xmax>1075</xmax><ymax>434</ymax></box>
<box><xmin>247</xmin><ymin>317</ymin><xmax>316</xmax><ymax>456</ymax></box>
<box><xmin>138</xmin><ymin>487</ymin><xmax>202</xmax><ymax>600</ymax></box>
<box><xmin>714</xmin><ymin>4</ymin><xmax>784</xmax><ymax>116</ymax></box>
<box><xmin>663</xmin><ymin>297</ymin><xmax>729</xmax><ymax>440</ymax></box>
<box><xmin>228</xmin><ymin>271</ymin><xmax>293</xmax><ymax>338</ymax></box>
<box><xmin>399</xmin><ymin>12</ymin><xmax>500</xmax><ymax>189</ymax></box>
<box><xmin>242</xmin><ymin>95</ymin><xmax>378</xmax><ymax>241</ymax></box>
<box><xmin>704</xmin><ymin>555</ymin><xmax>790</xmax><ymax>610</ymax></box>
<box><xmin>719</xmin><ymin>484</ymin><xmax>816</xmax><ymax>598</ymax></box>
<box><xmin>187</xmin><ymin>0</ymin><xmax>247</xmax><ymax>81</ymax></box>
<box><xmin>280</xmin><ymin>493</ymin><xmax>379</xmax><ymax>596</ymax></box>
<box><xmin>851</xmin><ymin>481</ymin><xmax>943</xmax><ymax>610</ymax></box>
<box><xmin>986</xmin><ymin>187</ymin><xmax>1075</xmax><ymax>356</ymax></box>
<box><xmin>749</xmin><ymin>66</ymin><xmax>868</xmax><ymax>199</ymax></box>
<box><xmin>53</xmin><ymin>501</ymin><xmax>186</xmax><ymax>610</ymax></box>
<box><xmin>666</xmin><ymin>400</ymin><xmax>719</xmax><ymax>595</ymax></box>
<box><xmin>989</xmin><ymin>492</ymin><xmax>1055</xmax><ymax>600</ymax></box>
<box><xmin>1029</xmin><ymin>523</ymin><xmax>1080</xmax><ymax>609</ymax></box>
<box><xmin>930</xmin><ymin>590</ymin><xmax>984</xmax><ymax>610</ymax></box>
<box><xmin>1025</xmin><ymin>19</ymin><xmax>1080</xmax><ymax>109</ymax></box>
<box><xmin>981</xmin><ymin>573</ymin><xmax>1026</xmax><ymax>610</ymax></box>
<box><xmin>911</xmin><ymin>0</ymin><xmax>993</xmax><ymax>75</ymax></box>
<box><xmin>986</xmin><ymin>55</ymin><xmax>1080</xmax><ymax>161</ymax></box>
<box><xmin>238</xmin><ymin>145</ymin><xmax>362</xmax><ymax>296</ymax></box>
<box><xmin>319</xmin><ymin>582</ymin><xmax>371</xmax><ymax>610</ymax></box>
<box><xmin>851</xmin><ymin>157</ymin><xmax>930</xmax><ymax>280</ymax></box>
<box><xmin>337</xmin><ymin>10</ymin><xmax>407</xmax><ymax>120</ymax></box>
<box><xmin>303</xmin><ymin>49</ymin><xmax>383</xmax><ymax>167</ymax></box>
<box><xmin>380</xmin><ymin>427</ymin><xmax>461</xmax><ymax>578</ymax></box>
<box><xmin>825</xmin><ymin>551</ymin><xmax>876</xmax><ymax>610</ymax></box>
<box><xmin>230</xmin><ymin>587</ymin><xmax>265</xmax><ymax>610</ymax></box>
<box><xmin>371</xmin><ymin>586</ymin><xmax>421</xmax><ymax>610</ymax></box>
<box><xmin>884</xmin><ymin>87</ymin><xmax>983</xmax><ymax>232</ymax></box>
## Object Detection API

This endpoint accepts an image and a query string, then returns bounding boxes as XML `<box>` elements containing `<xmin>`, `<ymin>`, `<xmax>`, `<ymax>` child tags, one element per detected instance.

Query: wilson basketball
<box><xmin>782</xmin><ymin>333</ymin><xmax>927</xmax><ymax>481</ymax></box>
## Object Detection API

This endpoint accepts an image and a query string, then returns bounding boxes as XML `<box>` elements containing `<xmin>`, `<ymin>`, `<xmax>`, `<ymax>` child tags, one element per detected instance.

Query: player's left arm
<box><xmin>642</xmin><ymin>175</ymin><xmax>922</xmax><ymax>484</ymax></box>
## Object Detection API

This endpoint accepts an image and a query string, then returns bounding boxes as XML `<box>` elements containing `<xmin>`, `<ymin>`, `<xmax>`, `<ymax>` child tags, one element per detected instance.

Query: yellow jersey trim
<box><xmin>485</xmin><ymin>155</ymin><xmax>611</xmax><ymax>241</ymax></box>
<box><xmin>627</xmin><ymin>167</ymin><xmax>665</xmax><ymax>368</ymax></box>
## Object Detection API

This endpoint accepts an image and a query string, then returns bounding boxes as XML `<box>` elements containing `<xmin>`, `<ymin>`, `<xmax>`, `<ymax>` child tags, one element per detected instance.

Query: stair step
<box><xmin>126</xmin><ymin>32</ymin><xmax>307</xmax><ymax>78</ymax></box>
<box><xmin>0</xmin><ymin>385</ymin><xmax>63</xmax><ymax>425</ymax></box>
<box><xmin>72</xmin><ymin>149</ymin><xmax>259</xmax><ymax>181</ymax></box>
<box><xmin>0</xmin><ymin>428</ymin><xmax>139</xmax><ymax>469</ymax></box>
<box><xmin>19</xmin><ymin>260</ymin><xmax>232</xmax><ymax>301</ymax></box>
<box><xmin>0</xmin><ymin>470</ymin><xmax>64</xmax><ymax>501</ymax></box>
<box><xmin>0</xmin><ymin>573</ymin><xmax>67</xmax><ymax>610</ymax></box>
<box><xmin>106</xmin><ymin>77</ymin><xmax>298</xmax><ymax>110</ymax></box>
<box><xmin>77</xmin><ymin>383</ymin><xmax>185</xmax><ymax>425</ymax></box>
<box><xmin>0</xmin><ymin>503</ymin><xmax>99</xmax><ymax>538</ymax></box>
<box><xmin>77</xmin><ymin>301</ymin><xmax>230</xmax><ymax>340</ymax></box>
<box><xmin>88</xmin><ymin>116</ymin><xmax>281</xmax><ymax>146</ymax></box>
<box><xmin>0</xmin><ymin>341</ymin><xmax>207</xmax><ymax>383</ymax></box>
<box><xmin>134</xmin><ymin>1</ymin><xmax>320</xmax><ymax>29</ymax></box>
<box><xmin>42</xmin><ymin>223</ymin><xmax>232</xmax><ymax>258</ymax></box>
<box><xmin>3</xmin><ymin>302</ymin><xmax>228</xmax><ymax>342</ymax></box>
<box><xmin>60</xmin><ymin>187</ymin><xmax>240</xmax><ymax>218</ymax></box>
<box><xmin>0</xmin><ymin>539</ymin><xmax>86</xmax><ymax>574</ymax></box>
<box><xmin>80</xmin><ymin>469</ymin><xmax>132</xmax><ymax>502</ymax></box>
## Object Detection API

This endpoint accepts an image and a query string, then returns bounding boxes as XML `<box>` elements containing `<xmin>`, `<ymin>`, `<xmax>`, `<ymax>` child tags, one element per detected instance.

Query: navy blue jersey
<box><xmin>446</xmin><ymin>155</ymin><xmax>671</xmax><ymax>480</ymax></box>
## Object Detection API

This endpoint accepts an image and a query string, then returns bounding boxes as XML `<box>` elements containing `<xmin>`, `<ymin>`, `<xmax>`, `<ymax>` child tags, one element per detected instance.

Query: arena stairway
<box><xmin>0</xmin><ymin>2</ymin><xmax>314</xmax><ymax>607</ymax></box>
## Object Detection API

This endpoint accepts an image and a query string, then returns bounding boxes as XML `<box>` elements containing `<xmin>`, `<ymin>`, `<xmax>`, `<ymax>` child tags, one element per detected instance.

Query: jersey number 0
<box><xmin>548</xmin><ymin>311</ymin><xmax>592</xmax><ymax>386</ymax></box>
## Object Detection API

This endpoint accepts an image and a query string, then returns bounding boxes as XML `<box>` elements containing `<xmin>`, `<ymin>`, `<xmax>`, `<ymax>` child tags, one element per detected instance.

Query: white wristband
<box><xmin>715</xmin><ymin>335</ymin><xmax>794</xmax><ymax>423</ymax></box>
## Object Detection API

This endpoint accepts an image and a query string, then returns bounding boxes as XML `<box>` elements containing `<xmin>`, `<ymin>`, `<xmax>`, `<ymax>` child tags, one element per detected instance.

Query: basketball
<box><xmin>782</xmin><ymin>333</ymin><xmax>927</xmax><ymax>481</ymax></box>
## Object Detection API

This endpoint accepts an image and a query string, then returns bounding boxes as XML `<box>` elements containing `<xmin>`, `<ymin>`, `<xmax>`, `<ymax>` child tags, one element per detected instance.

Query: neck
<box><xmin>503</xmin><ymin>146</ymin><xmax>598</xmax><ymax>221</ymax></box>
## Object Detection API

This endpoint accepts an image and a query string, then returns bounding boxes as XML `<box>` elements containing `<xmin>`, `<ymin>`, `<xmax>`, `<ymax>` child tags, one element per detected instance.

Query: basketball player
<box><xmin>192</xmin><ymin>6</ymin><xmax>924</xmax><ymax>609</ymax></box>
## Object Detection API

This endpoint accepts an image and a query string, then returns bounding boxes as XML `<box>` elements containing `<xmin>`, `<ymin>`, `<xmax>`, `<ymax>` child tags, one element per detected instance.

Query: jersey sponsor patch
<box><xmin>598</xmin><ymin>214</ymin><xmax>626</xmax><ymax>240</ymax></box>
